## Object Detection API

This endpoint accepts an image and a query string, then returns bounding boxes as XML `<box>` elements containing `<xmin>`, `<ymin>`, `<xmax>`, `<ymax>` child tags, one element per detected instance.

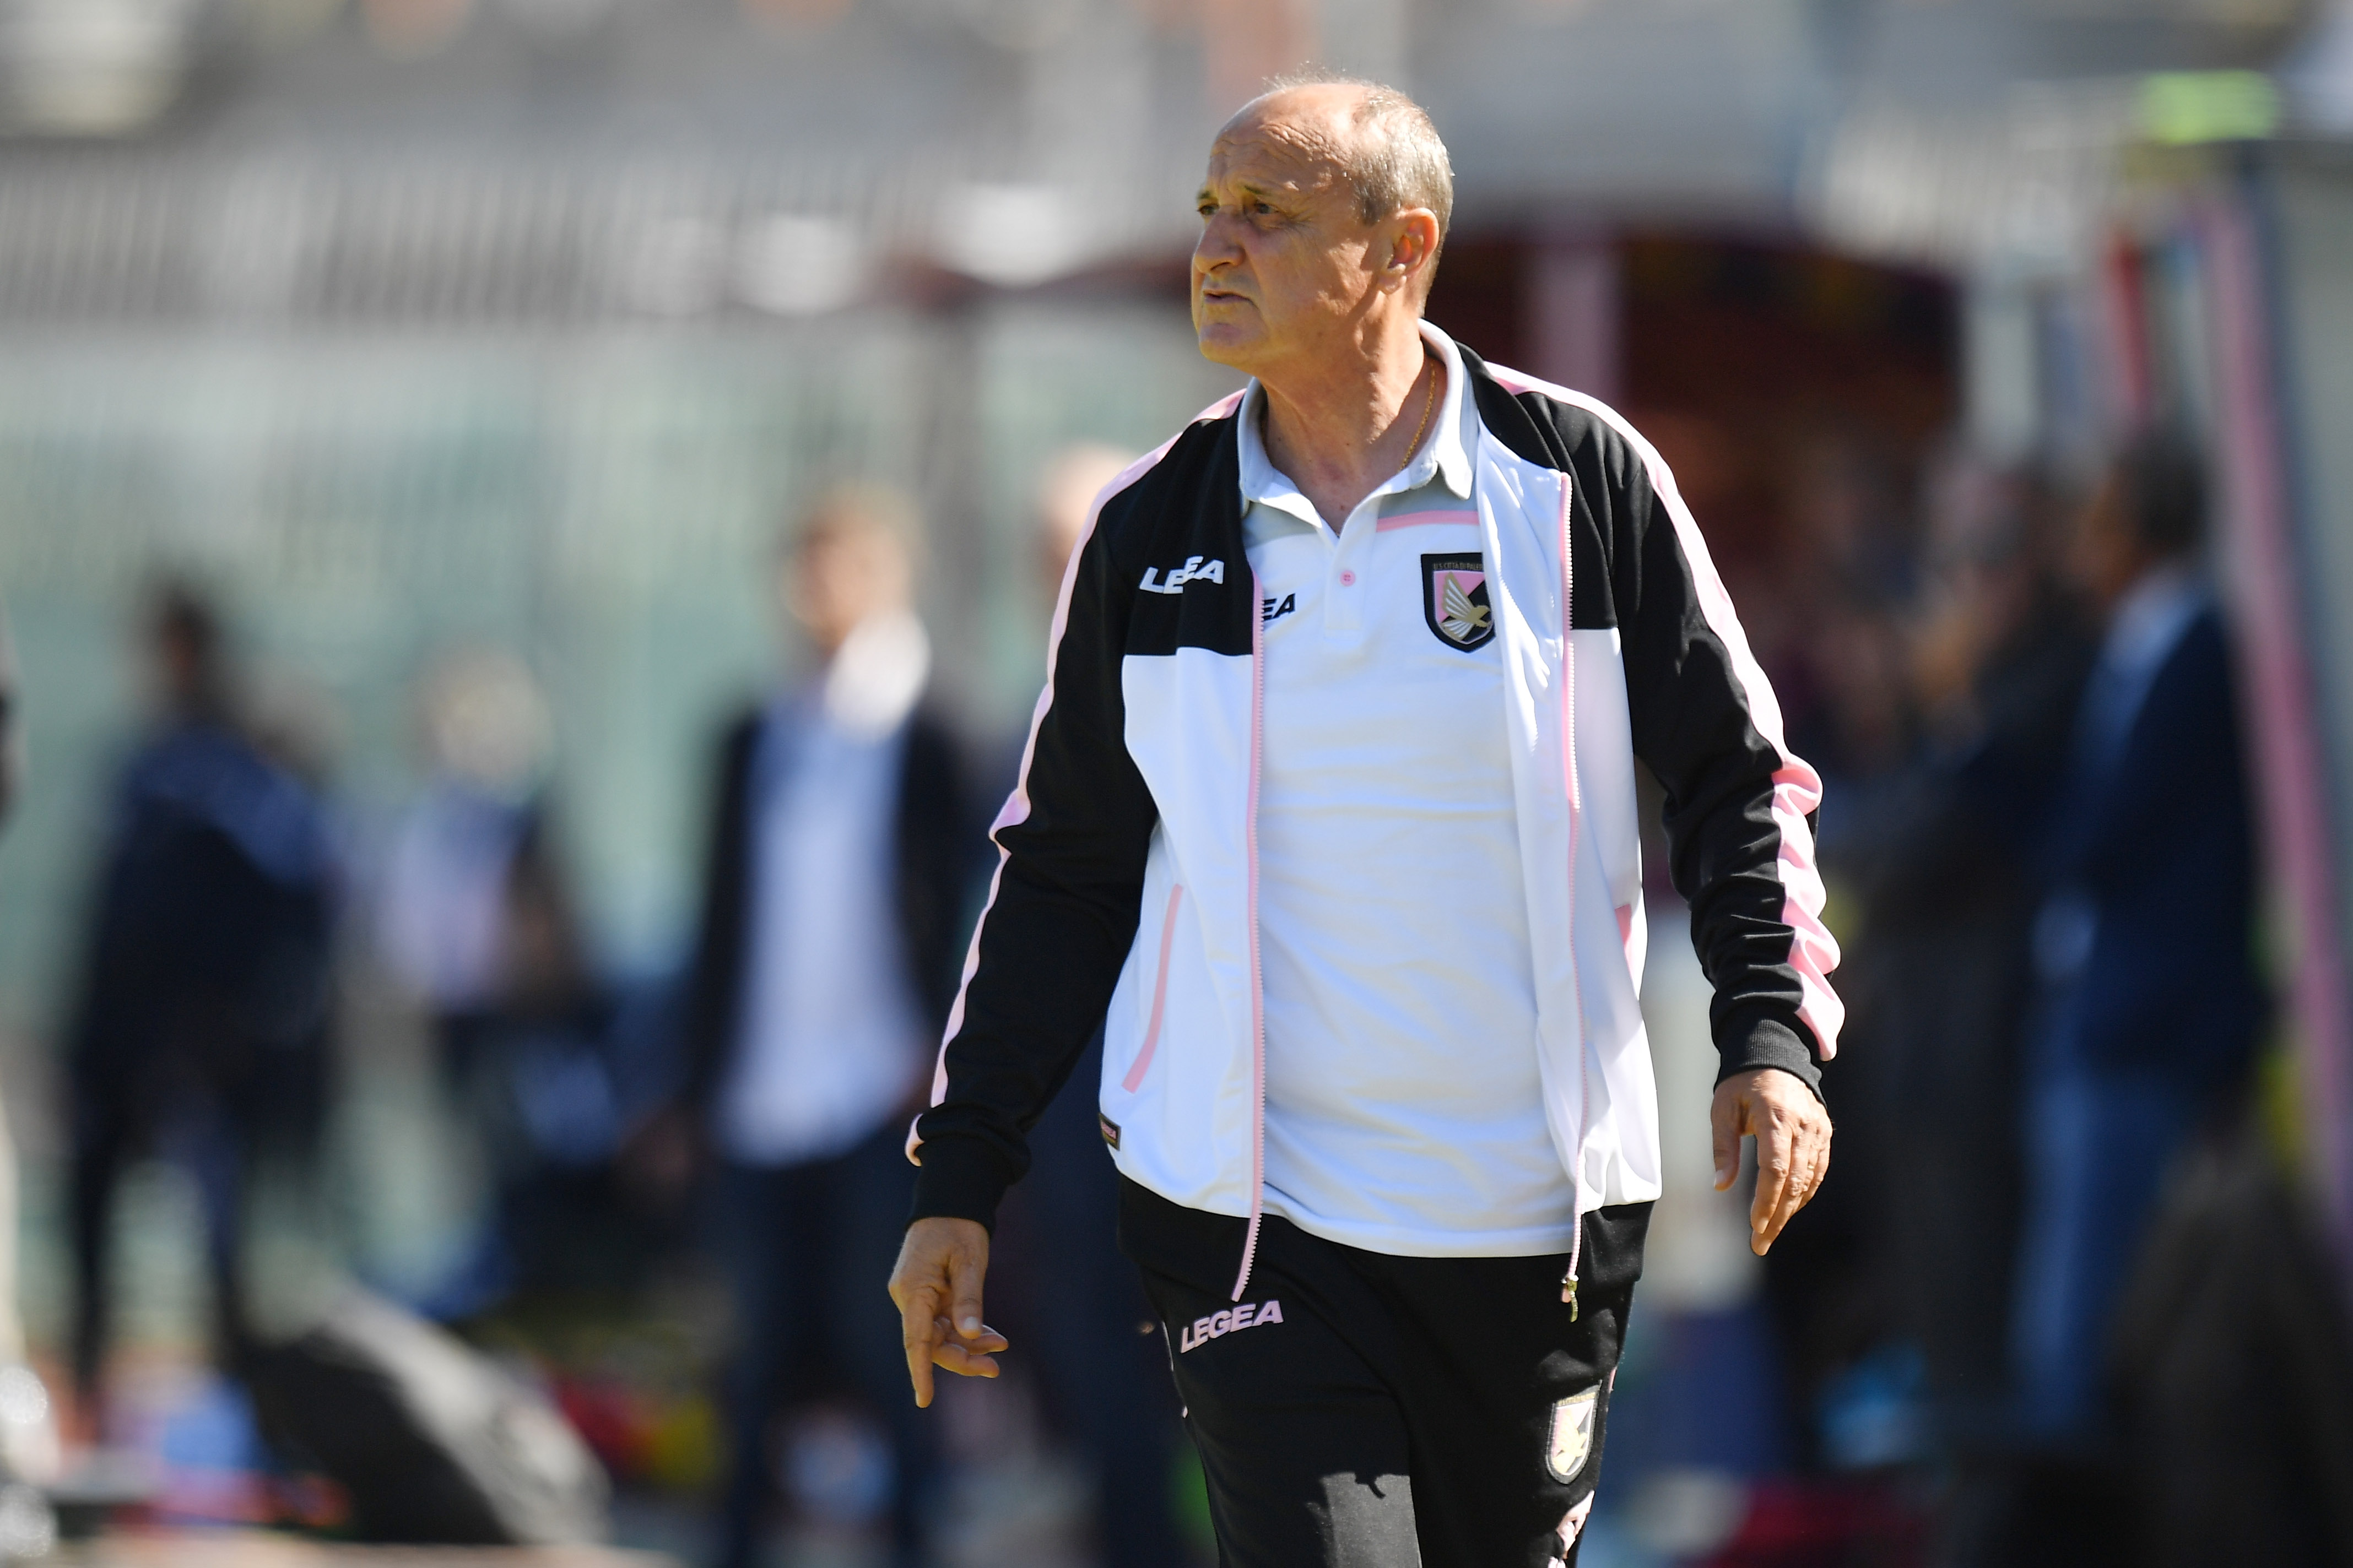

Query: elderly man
<box><xmin>892</xmin><ymin>78</ymin><xmax>1840</xmax><ymax>1565</ymax></box>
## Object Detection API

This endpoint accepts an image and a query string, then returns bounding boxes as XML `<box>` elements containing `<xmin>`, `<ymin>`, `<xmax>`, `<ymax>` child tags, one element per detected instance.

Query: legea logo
<box><xmin>1177</xmin><ymin>1298</ymin><xmax>1282</xmax><ymax>1353</ymax></box>
<box><xmin>1140</xmin><ymin>556</ymin><xmax>1225</xmax><ymax>595</ymax></box>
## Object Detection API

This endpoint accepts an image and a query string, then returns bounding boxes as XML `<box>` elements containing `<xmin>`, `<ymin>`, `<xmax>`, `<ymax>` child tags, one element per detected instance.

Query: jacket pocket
<box><xmin>1121</xmin><ymin>883</ymin><xmax>1184</xmax><ymax>1092</ymax></box>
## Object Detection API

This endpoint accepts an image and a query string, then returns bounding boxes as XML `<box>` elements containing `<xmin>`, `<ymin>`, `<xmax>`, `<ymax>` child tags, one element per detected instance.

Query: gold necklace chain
<box><xmin>1398</xmin><ymin>356</ymin><xmax>1439</xmax><ymax>474</ymax></box>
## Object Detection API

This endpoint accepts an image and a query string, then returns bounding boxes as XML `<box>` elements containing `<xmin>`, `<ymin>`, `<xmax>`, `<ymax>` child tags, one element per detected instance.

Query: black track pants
<box><xmin>1119</xmin><ymin>1179</ymin><xmax>1652</xmax><ymax>1568</ymax></box>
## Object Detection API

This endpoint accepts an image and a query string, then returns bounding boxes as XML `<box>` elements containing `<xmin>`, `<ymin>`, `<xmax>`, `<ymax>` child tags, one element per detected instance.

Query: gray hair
<box><xmin>1261</xmin><ymin>71</ymin><xmax>1454</xmax><ymax>241</ymax></box>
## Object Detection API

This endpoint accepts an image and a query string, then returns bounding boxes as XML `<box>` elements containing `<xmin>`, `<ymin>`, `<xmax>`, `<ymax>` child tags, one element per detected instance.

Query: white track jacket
<box><xmin>911</xmin><ymin>335</ymin><xmax>1843</xmax><ymax>1301</ymax></box>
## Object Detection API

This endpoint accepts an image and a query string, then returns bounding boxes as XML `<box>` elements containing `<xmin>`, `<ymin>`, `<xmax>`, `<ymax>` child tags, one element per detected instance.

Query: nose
<box><xmin>1193</xmin><ymin>212</ymin><xmax>1241</xmax><ymax>279</ymax></box>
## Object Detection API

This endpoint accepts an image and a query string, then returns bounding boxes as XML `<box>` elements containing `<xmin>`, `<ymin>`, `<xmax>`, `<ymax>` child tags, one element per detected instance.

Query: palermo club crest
<box><xmin>1421</xmin><ymin>552</ymin><xmax>1495</xmax><ymax>651</ymax></box>
<box><xmin>1545</xmin><ymin>1386</ymin><xmax>1600</xmax><ymax>1483</ymax></box>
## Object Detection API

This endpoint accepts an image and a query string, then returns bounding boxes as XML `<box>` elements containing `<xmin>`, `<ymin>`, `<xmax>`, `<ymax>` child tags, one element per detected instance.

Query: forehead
<box><xmin>799</xmin><ymin>519</ymin><xmax>899</xmax><ymax>559</ymax></box>
<box><xmin>1203</xmin><ymin>104</ymin><xmax>1351</xmax><ymax>194</ymax></box>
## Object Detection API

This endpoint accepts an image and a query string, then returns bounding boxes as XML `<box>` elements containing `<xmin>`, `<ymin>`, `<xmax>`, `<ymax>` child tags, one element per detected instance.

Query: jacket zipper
<box><xmin>1232</xmin><ymin>569</ymin><xmax>1269</xmax><ymax>1302</ymax></box>
<box><xmin>1225</xmin><ymin>480</ymin><xmax>1588</xmax><ymax>1307</ymax></box>
<box><xmin>1121</xmin><ymin>883</ymin><xmax>1184</xmax><ymax>1093</ymax></box>
<box><xmin>1559</xmin><ymin>471</ymin><xmax>1592</xmax><ymax>1320</ymax></box>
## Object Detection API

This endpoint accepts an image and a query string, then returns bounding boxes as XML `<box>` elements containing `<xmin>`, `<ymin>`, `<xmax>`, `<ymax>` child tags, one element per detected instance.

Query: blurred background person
<box><xmin>669</xmin><ymin>489</ymin><xmax>973</xmax><ymax>1568</ymax></box>
<box><xmin>62</xmin><ymin>583</ymin><xmax>339</xmax><ymax>1436</ymax></box>
<box><xmin>1998</xmin><ymin>431</ymin><xmax>2262</xmax><ymax>1554</ymax></box>
<box><xmin>0</xmin><ymin>600</ymin><xmax>58</xmax><ymax>1501</ymax></box>
<box><xmin>0</xmin><ymin>600</ymin><xmax>20</xmax><ymax>1375</ymax></box>
<box><xmin>984</xmin><ymin>443</ymin><xmax>1191</xmax><ymax>1568</ymax></box>
<box><xmin>376</xmin><ymin>649</ymin><xmax>643</xmax><ymax>1316</ymax></box>
<box><xmin>0</xmin><ymin>599</ymin><xmax>18</xmax><ymax>830</ymax></box>
<box><xmin>1844</xmin><ymin>455</ymin><xmax>2096</xmax><ymax>1558</ymax></box>
<box><xmin>377</xmin><ymin>649</ymin><xmax>556</xmax><ymax>1082</ymax></box>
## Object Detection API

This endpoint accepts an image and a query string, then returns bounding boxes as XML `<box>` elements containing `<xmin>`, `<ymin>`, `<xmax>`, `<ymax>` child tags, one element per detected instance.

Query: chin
<box><xmin>1195</xmin><ymin>327</ymin><xmax>1262</xmax><ymax>369</ymax></box>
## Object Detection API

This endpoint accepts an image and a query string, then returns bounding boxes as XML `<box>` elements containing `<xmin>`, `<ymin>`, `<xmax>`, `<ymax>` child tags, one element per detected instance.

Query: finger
<box><xmin>948</xmin><ymin>1246</ymin><xmax>987</xmax><ymax>1343</ymax></box>
<box><xmin>928</xmin><ymin>1316</ymin><xmax>1004</xmax><ymax>1379</ymax></box>
<box><xmin>1761</xmin><ymin>1120</ymin><xmax>1829</xmax><ymax>1249</ymax></box>
<box><xmin>900</xmin><ymin>1286</ymin><xmax>940</xmax><ymax>1408</ymax></box>
<box><xmin>1786</xmin><ymin>1118</ymin><xmax>1829</xmax><ymax>1218</ymax></box>
<box><xmin>931</xmin><ymin>1316</ymin><xmax>1011</xmax><ymax>1357</ymax></box>
<box><xmin>1808</xmin><ymin>1121</ymin><xmax>1834</xmax><ymax>1205</ymax></box>
<box><xmin>1710</xmin><ymin>1087</ymin><xmax>1743</xmax><ymax>1191</ymax></box>
<box><xmin>1799</xmin><ymin>1123</ymin><xmax>1833</xmax><ymax>1209</ymax></box>
<box><xmin>931</xmin><ymin>1342</ymin><xmax>1002</xmax><ymax>1380</ymax></box>
<box><xmin>1762</xmin><ymin>1143</ymin><xmax>1811</xmax><ymax>1247</ymax></box>
<box><xmin>1750</xmin><ymin>1126</ymin><xmax>1793</xmax><ymax>1254</ymax></box>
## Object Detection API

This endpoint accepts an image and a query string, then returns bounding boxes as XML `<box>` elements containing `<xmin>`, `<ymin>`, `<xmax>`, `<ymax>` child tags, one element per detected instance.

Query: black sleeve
<box><xmin>1603</xmin><ymin>434</ymin><xmax>1831</xmax><ymax>1098</ymax></box>
<box><xmin>908</xmin><ymin>515</ymin><xmax>1160</xmax><ymax>1229</ymax></box>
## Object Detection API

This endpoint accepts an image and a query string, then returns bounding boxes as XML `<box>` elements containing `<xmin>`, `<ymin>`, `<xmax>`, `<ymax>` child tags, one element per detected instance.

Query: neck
<box><xmin>1257</xmin><ymin>314</ymin><xmax>1437</xmax><ymax>530</ymax></box>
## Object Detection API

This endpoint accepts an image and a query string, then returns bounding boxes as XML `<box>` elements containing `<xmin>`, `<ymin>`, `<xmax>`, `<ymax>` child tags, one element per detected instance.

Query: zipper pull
<box><xmin>1561</xmin><ymin>1268</ymin><xmax>1579</xmax><ymax>1321</ymax></box>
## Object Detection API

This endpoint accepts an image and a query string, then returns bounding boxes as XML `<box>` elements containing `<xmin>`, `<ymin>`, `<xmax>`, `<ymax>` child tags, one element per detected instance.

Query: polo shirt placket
<box><xmin>1236</xmin><ymin>324</ymin><xmax>1575</xmax><ymax>1260</ymax></box>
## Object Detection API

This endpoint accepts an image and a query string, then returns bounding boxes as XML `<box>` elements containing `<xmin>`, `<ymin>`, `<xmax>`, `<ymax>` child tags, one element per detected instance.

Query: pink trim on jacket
<box><xmin>1485</xmin><ymin>363</ymin><xmax>1843</xmax><ymax>1060</ymax></box>
<box><xmin>909</xmin><ymin>390</ymin><xmax>1246</xmax><ymax>1164</ymax></box>
<box><xmin>1232</xmin><ymin>566</ymin><xmax>1270</xmax><ymax>1303</ymax></box>
<box><xmin>1121</xmin><ymin>885</ymin><xmax>1184</xmax><ymax>1093</ymax></box>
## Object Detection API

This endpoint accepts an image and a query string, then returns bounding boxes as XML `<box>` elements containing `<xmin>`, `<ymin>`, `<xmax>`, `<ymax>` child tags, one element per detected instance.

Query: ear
<box><xmin>1386</xmin><ymin>209</ymin><xmax>1442</xmax><ymax>294</ymax></box>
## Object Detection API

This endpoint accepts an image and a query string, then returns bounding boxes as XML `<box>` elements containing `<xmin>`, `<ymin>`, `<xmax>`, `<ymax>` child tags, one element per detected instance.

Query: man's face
<box><xmin>1192</xmin><ymin>93</ymin><xmax>1394</xmax><ymax>378</ymax></box>
<box><xmin>2071</xmin><ymin>477</ymin><xmax>2148</xmax><ymax>612</ymax></box>
<box><xmin>785</xmin><ymin>524</ymin><xmax>910</xmax><ymax>658</ymax></box>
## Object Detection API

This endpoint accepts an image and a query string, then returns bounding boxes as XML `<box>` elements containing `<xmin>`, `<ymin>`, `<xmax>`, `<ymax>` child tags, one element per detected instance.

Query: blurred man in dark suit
<box><xmin>674</xmin><ymin>491</ymin><xmax>972</xmax><ymax>1568</ymax></box>
<box><xmin>2012</xmin><ymin>432</ymin><xmax>2262</xmax><ymax>1461</ymax></box>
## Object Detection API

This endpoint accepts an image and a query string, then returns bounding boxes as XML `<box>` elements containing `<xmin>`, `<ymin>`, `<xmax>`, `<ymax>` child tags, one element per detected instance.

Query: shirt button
<box><xmin>1340</xmin><ymin>570</ymin><xmax>1356</xmax><ymax>586</ymax></box>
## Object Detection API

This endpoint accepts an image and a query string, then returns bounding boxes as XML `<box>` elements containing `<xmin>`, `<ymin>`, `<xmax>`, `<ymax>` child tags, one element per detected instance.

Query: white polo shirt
<box><xmin>1244</xmin><ymin>322</ymin><xmax>1577</xmax><ymax>1258</ymax></box>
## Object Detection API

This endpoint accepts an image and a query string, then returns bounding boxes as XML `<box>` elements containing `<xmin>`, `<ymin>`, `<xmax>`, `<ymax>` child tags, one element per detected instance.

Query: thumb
<box><xmin>949</xmin><ymin>1245</ymin><xmax>987</xmax><ymax>1341</ymax></box>
<box><xmin>1711</xmin><ymin>1085</ymin><xmax>1742</xmax><ymax>1191</ymax></box>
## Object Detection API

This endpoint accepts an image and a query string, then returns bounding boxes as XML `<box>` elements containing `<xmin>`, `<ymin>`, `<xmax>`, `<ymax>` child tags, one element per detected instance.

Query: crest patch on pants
<box><xmin>1421</xmin><ymin>553</ymin><xmax>1495</xmax><ymax>650</ymax></box>
<box><xmin>1545</xmin><ymin>1386</ymin><xmax>1599</xmax><ymax>1483</ymax></box>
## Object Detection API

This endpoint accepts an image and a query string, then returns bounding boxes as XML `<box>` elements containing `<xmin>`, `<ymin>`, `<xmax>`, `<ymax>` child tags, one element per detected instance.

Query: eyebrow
<box><xmin>1198</xmin><ymin>178</ymin><xmax>1285</xmax><ymax>206</ymax></box>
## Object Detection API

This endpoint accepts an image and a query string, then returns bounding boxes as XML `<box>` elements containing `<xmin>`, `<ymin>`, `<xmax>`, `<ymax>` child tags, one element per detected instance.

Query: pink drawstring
<box><xmin>1562</xmin><ymin>1214</ymin><xmax>1584</xmax><ymax>1317</ymax></box>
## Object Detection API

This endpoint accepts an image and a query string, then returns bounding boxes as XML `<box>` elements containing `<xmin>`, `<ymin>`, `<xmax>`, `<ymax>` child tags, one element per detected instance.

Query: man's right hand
<box><xmin>889</xmin><ymin>1217</ymin><xmax>1009</xmax><ymax>1408</ymax></box>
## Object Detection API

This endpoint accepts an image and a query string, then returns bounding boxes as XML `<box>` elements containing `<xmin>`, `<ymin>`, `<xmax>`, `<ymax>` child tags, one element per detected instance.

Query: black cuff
<box><xmin>1714</xmin><ymin>1011</ymin><xmax>1825</xmax><ymax>1102</ymax></box>
<box><xmin>908</xmin><ymin>1135</ymin><xmax>1014</xmax><ymax>1233</ymax></box>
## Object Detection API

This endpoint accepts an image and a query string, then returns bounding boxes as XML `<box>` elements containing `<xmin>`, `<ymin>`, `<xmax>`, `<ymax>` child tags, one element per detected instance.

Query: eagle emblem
<box><xmin>1421</xmin><ymin>552</ymin><xmax>1495</xmax><ymax>650</ymax></box>
<box><xmin>1545</xmin><ymin>1386</ymin><xmax>1600</xmax><ymax>1482</ymax></box>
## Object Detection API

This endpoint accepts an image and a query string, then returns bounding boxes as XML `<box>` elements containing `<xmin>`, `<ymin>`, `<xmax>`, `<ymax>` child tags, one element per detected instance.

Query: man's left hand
<box><xmin>1710</xmin><ymin>1067</ymin><xmax>1831</xmax><ymax>1255</ymax></box>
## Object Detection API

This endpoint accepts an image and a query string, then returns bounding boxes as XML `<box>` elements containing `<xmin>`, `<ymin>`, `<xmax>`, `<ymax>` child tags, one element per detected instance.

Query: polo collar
<box><xmin>1235</xmin><ymin>318</ymin><xmax>1475</xmax><ymax>522</ymax></box>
